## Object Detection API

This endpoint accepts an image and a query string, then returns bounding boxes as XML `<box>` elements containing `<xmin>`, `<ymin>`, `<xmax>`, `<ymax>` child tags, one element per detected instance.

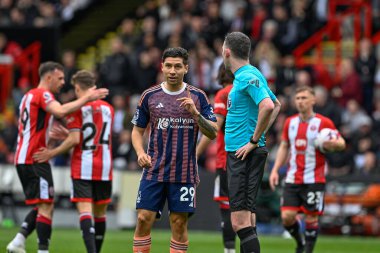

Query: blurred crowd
<box><xmin>1</xmin><ymin>0</ymin><xmax>380</xmax><ymax>178</ymax></box>
<box><xmin>0</xmin><ymin>0</ymin><xmax>91</xmax><ymax>27</ymax></box>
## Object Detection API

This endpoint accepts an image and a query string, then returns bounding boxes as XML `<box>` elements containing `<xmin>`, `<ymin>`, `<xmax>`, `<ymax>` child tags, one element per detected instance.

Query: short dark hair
<box><xmin>39</xmin><ymin>61</ymin><xmax>64</xmax><ymax>78</ymax></box>
<box><xmin>224</xmin><ymin>32</ymin><xmax>251</xmax><ymax>60</ymax></box>
<box><xmin>217</xmin><ymin>63</ymin><xmax>234</xmax><ymax>85</ymax></box>
<box><xmin>295</xmin><ymin>86</ymin><xmax>315</xmax><ymax>95</ymax></box>
<box><xmin>71</xmin><ymin>70</ymin><xmax>96</xmax><ymax>90</ymax></box>
<box><xmin>162</xmin><ymin>47</ymin><xmax>189</xmax><ymax>65</ymax></box>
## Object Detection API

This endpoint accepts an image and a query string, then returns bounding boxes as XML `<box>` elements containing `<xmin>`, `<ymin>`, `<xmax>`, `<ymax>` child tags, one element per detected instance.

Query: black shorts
<box><xmin>16</xmin><ymin>163</ymin><xmax>54</xmax><ymax>205</ymax></box>
<box><xmin>227</xmin><ymin>147</ymin><xmax>268</xmax><ymax>213</ymax></box>
<box><xmin>281</xmin><ymin>183</ymin><xmax>325</xmax><ymax>215</ymax></box>
<box><xmin>71</xmin><ymin>179</ymin><xmax>112</xmax><ymax>204</ymax></box>
<box><xmin>213</xmin><ymin>168</ymin><xmax>230</xmax><ymax>209</ymax></box>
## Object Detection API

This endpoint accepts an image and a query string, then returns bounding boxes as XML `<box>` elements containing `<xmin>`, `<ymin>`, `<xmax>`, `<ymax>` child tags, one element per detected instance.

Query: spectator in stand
<box><xmin>253</xmin><ymin>30</ymin><xmax>280</xmax><ymax>81</ymax></box>
<box><xmin>98</xmin><ymin>37</ymin><xmax>134</xmax><ymax>98</ymax></box>
<box><xmin>220</xmin><ymin>0</ymin><xmax>245</xmax><ymax>23</ymax></box>
<box><xmin>113</xmin><ymin>129</ymin><xmax>138</xmax><ymax>171</ymax></box>
<box><xmin>355</xmin><ymin>38</ymin><xmax>377</xmax><ymax>114</ymax></box>
<box><xmin>292</xmin><ymin>0</ymin><xmax>314</xmax><ymax>43</ymax></box>
<box><xmin>137</xmin><ymin>16</ymin><xmax>158</xmax><ymax>42</ymax></box>
<box><xmin>112</xmin><ymin>94</ymin><xmax>128</xmax><ymax>135</ymax></box>
<box><xmin>275</xmin><ymin>54</ymin><xmax>296</xmax><ymax>95</ymax></box>
<box><xmin>231</xmin><ymin>5</ymin><xmax>246</xmax><ymax>32</ymax></box>
<box><xmin>188</xmin><ymin>40</ymin><xmax>213</xmax><ymax>93</ymax></box>
<box><xmin>61</xmin><ymin>49</ymin><xmax>79</xmax><ymax>99</ymax></box>
<box><xmin>295</xmin><ymin>70</ymin><xmax>313</xmax><ymax>87</ymax></box>
<box><xmin>34</xmin><ymin>2</ymin><xmax>58</xmax><ymax>27</ymax></box>
<box><xmin>203</xmin><ymin>1</ymin><xmax>229</xmax><ymax>48</ymax></box>
<box><xmin>341</xmin><ymin>99</ymin><xmax>370</xmax><ymax>136</ymax></box>
<box><xmin>248</xmin><ymin>3</ymin><xmax>267</xmax><ymax>41</ymax></box>
<box><xmin>272</xmin><ymin>4</ymin><xmax>298</xmax><ymax>54</ymax></box>
<box><xmin>119</xmin><ymin>17</ymin><xmax>137</xmax><ymax>54</ymax></box>
<box><xmin>16</xmin><ymin>0</ymin><xmax>39</xmax><ymax>25</ymax></box>
<box><xmin>314</xmin><ymin>85</ymin><xmax>343</xmax><ymax>128</ymax></box>
<box><xmin>133</xmin><ymin>50</ymin><xmax>159</xmax><ymax>94</ymax></box>
<box><xmin>354</xmin><ymin>136</ymin><xmax>379</xmax><ymax>175</ymax></box>
<box><xmin>373</xmin><ymin>100</ymin><xmax>380</xmax><ymax>132</ymax></box>
<box><xmin>210</xmin><ymin>38</ymin><xmax>224</xmax><ymax>89</ymax></box>
<box><xmin>10</xmin><ymin>7</ymin><xmax>26</xmax><ymax>26</ymax></box>
<box><xmin>0</xmin><ymin>0</ymin><xmax>12</xmax><ymax>25</ymax></box>
<box><xmin>332</xmin><ymin>58</ymin><xmax>362</xmax><ymax>107</ymax></box>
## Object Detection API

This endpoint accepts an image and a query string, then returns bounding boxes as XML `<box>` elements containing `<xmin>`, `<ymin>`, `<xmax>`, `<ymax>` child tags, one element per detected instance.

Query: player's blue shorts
<box><xmin>136</xmin><ymin>179</ymin><xmax>196</xmax><ymax>218</ymax></box>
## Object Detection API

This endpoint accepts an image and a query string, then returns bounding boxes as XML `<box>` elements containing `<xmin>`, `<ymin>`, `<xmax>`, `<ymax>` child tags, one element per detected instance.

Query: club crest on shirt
<box><xmin>157</xmin><ymin>117</ymin><xmax>170</xmax><ymax>129</ymax></box>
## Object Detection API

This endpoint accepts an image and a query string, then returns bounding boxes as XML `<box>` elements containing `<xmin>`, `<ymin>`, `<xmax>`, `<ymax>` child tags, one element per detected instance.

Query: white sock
<box><xmin>12</xmin><ymin>233</ymin><xmax>26</xmax><ymax>246</ymax></box>
<box><xmin>38</xmin><ymin>250</ymin><xmax>49</xmax><ymax>253</ymax></box>
<box><xmin>224</xmin><ymin>249</ymin><xmax>236</xmax><ymax>253</ymax></box>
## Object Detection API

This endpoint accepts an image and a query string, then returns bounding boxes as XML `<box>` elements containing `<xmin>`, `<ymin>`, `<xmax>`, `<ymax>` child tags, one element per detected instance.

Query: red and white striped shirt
<box><xmin>282</xmin><ymin>113</ymin><xmax>336</xmax><ymax>184</ymax></box>
<box><xmin>66</xmin><ymin>100</ymin><xmax>114</xmax><ymax>181</ymax></box>
<box><xmin>214</xmin><ymin>84</ymin><xmax>232</xmax><ymax>170</ymax></box>
<box><xmin>15</xmin><ymin>88</ymin><xmax>55</xmax><ymax>164</ymax></box>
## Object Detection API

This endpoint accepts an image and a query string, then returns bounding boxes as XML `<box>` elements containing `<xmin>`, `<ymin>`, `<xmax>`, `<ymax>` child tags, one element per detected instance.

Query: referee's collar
<box><xmin>234</xmin><ymin>64</ymin><xmax>251</xmax><ymax>76</ymax></box>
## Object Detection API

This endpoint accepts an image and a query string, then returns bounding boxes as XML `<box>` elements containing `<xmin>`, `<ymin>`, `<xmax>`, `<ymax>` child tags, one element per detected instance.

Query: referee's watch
<box><xmin>249</xmin><ymin>137</ymin><xmax>259</xmax><ymax>145</ymax></box>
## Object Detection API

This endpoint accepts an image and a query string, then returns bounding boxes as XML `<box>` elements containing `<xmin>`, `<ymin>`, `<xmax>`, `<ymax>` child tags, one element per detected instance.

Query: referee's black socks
<box><xmin>237</xmin><ymin>226</ymin><xmax>260</xmax><ymax>253</ymax></box>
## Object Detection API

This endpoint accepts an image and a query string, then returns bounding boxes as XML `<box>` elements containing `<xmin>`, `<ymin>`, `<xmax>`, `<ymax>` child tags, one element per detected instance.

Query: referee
<box><xmin>222</xmin><ymin>32</ymin><xmax>281</xmax><ymax>253</ymax></box>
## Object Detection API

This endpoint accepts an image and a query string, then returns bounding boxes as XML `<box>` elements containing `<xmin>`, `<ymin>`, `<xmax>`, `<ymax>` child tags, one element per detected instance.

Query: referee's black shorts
<box><xmin>227</xmin><ymin>147</ymin><xmax>268</xmax><ymax>213</ymax></box>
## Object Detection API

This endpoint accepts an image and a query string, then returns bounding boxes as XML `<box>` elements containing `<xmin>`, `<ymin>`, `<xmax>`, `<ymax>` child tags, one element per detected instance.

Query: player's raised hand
<box><xmin>137</xmin><ymin>153</ymin><xmax>152</xmax><ymax>168</ymax></box>
<box><xmin>33</xmin><ymin>147</ymin><xmax>53</xmax><ymax>163</ymax></box>
<box><xmin>269</xmin><ymin>170</ymin><xmax>279</xmax><ymax>191</ymax></box>
<box><xmin>86</xmin><ymin>86</ymin><xmax>109</xmax><ymax>101</ymax></box>
<box><xmin>177</xmin><ymin>90</ymin><xmax>199</xmax><ymax>117</ymax></box>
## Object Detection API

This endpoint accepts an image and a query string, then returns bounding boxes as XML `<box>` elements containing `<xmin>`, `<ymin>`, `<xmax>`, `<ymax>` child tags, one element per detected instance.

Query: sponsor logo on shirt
<box><xmin>295</xmin><ymin>138</ymin><xmax>307</xmax><ymax>151</ymax></box>
<box><xmin>157</xmin><ymin>117</ymin><xmax>195</xmax><ymax>129</ymax></box>
<box><xmin>155</xmin><ymin>103</ymin><xmax>164</xmax><ymax>108</ymax></box>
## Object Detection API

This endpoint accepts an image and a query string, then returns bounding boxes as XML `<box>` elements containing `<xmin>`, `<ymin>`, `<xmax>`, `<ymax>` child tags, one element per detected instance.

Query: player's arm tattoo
<box><xmin>197</xmin><ymin>113</ymin><xmax>217</xmax><ymax>140</ymax></box>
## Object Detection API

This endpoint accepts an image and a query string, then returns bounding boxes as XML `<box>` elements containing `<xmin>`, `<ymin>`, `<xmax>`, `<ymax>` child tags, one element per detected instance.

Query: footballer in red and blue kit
<box><xmin>132</xmin><ymin>83</ymin><xmax>216</xmax><ymax>215</ymax></box>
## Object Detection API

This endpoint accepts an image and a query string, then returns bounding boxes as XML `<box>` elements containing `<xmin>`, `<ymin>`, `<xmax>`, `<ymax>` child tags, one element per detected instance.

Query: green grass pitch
<box><xmin>1</xmin><ymin>228</ymin><xmax>379</xmax><ymax>252</ymax></box>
